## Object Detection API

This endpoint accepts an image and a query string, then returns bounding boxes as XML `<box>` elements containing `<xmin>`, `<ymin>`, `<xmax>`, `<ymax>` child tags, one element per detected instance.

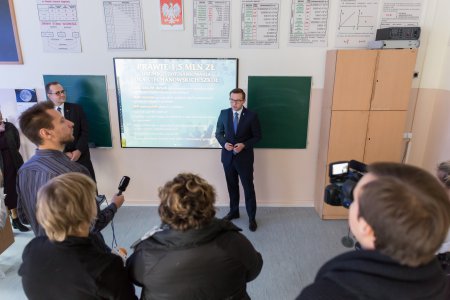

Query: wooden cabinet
<box><xmin>315</xmin><ymin>49</ymin><xmax>417</xmax><ymax>219</ymax></box>
<box><xmin>332</xmin><ymin>50</ymin><xmax>377</xmax><ymax>111</ymax></box>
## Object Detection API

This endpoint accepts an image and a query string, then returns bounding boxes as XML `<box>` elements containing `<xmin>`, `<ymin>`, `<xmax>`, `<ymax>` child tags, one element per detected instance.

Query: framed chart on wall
<box><xmin>0</xmin><ymin>0</ymin><xmax>22</xmax><ymax>64</ymax></box>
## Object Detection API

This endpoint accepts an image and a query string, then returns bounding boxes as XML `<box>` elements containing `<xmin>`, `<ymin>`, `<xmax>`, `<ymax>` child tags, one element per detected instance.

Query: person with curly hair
<box><xmin>127</xmin><ymin>173</ymin><xmax>263</xmax><ymax>300</ymax></box>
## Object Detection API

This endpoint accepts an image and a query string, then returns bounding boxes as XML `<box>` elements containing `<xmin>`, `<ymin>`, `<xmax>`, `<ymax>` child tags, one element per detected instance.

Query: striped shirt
<box><xmin>17</xmin><ymin>149</ymin><xmax>116</xmax><ymax>236</ymax></box>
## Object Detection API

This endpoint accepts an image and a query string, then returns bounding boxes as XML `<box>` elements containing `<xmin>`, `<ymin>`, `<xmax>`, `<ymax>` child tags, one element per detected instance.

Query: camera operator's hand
<box><xmin>111</xmin><ymin>194</ymin><xmax>125</xmax><ymax>209</ymax></box>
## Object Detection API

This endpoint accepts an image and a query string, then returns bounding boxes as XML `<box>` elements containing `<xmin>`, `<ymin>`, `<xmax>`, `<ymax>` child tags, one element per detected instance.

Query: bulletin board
<box><xmin>0</xmin><ymin>0</ymin><xmax>22</xmax><ymax>64</ymax></box>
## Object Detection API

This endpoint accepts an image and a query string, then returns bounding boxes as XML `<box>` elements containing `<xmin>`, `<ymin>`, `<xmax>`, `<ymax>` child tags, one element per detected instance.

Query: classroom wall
<box><xmin>407</xmin><ymin>0</ymin><xmax>450</xmax><ymax>173</ymax></box>
<box><xmin>0</xmin><ymin>0</ymin><xmax>445</xmax><ymax>207</ymax></box>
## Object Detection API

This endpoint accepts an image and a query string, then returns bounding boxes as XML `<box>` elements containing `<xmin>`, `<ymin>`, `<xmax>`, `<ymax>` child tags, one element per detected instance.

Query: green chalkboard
<box><xmin>248</xmin><ymin>76</ymin><xmax>311</xmax><ymax>149</ymax></box>
<box><xmin>43</xmin><ymin>75</ymin><xmax>112</xmax><ymax>147</ymax></box>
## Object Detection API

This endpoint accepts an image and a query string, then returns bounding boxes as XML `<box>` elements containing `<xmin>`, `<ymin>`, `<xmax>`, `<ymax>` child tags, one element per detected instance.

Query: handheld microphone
<box><xmin>110</xmin><ymin>176</ymin><xmax>130</xmax><ymax>254</ymax></box>
<box><xmin>117</xmin><ymin>176</ymin><xmax>130</xmax><ymax>195</ymax></box>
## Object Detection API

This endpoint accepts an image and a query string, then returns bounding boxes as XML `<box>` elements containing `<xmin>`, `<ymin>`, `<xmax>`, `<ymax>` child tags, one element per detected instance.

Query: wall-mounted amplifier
<box><xmin>376</xmin><ymin>27</ymin><xmax>421</xmax><ymax>40</ymax></box>
<box><xmin>368</xmin><ymin>40</ymin><xmax>420</xmax><ymax>49</ymax></box>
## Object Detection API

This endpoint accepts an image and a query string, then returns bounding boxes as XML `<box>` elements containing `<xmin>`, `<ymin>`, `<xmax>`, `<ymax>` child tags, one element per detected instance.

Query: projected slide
<box><xmin>114</xmin><ymin>58</ymin><xmax>238</xmax><ymax>148</ymax></box>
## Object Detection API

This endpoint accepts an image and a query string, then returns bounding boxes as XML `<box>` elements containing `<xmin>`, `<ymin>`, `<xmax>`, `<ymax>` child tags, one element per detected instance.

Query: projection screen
<box><xmin>113</xmin><ymin>58</ymin><xmax>238</xmax><ymax>148</ymax></box>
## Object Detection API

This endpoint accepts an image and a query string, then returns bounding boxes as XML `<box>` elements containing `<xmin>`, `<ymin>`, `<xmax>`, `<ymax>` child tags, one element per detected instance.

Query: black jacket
<box><xmin>62</xmin><ymin>102</ymin><xmax>96</xmax><ymax>181</ymax></box>
<box><xmin>297</xmin><ymin>250</ymin><xmax>449</xmax><ymax>300</ymax></box>
<box><xmin>0</xmin><ymin>121</ymin><xmax>23</xmax><ymax>172</ymax></box>
<box><xmin>126</xmin><ymin>218</ymin><xmax>263</xmax><ymax>300</ymax></box>
<box><xmin>19</xmin><ymin>236</ymin><xmax>137</xmax><ymax>300</ymax></box>
<box><xmin>63</xmin><ymin>102</ymin><xmax>90</xmax><ymax>157</ymax></box>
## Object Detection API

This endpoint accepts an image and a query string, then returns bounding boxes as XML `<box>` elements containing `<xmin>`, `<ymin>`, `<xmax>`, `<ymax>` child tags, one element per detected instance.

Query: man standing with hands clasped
<box><xmin>215</xmin><ymin>88</ymin><xmax>261</xmax><ymax>231</ymax></box>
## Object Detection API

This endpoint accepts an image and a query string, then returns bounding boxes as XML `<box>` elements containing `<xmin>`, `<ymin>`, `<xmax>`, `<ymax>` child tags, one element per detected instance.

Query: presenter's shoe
<box><xmin>12</xmin><ymin>218</ymin><xmax>30</xmax><ymax>232</ymax></box>
<box><xmin>223</xmin><ymin>212</ymin><xmax>240</xmax><ymax>221</ymax></box>
<box><xmin>249</xmin><ymin>219</ymin><xmax>257</xmax><ymax>232</ymax></box>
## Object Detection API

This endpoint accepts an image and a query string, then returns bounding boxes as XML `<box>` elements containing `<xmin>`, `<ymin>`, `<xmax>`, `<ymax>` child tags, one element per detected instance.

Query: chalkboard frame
<box><xmin>0</xmin><ymin>0</ymin><xmax>23</xmax><ymax>64</ymax></box>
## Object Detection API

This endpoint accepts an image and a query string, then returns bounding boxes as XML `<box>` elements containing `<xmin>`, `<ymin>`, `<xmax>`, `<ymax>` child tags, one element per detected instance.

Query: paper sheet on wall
<box><xmin>103</xmin><ymin>0</ymin><xmax>145</xmax><ymax>50</ymax></box>
<box><xmin>288</xmin><ymin>0</ymin><xmax>329</xmax><ymax>47</ymax></box>
<box><xmin>240</xmin><ymin>0</ymin><xmax>280</xmax><ymax>49</ymax></box>
<box><xmin>15</xmin><ymin>89</ymin><xmax>38</xmax><ymax>116</ymax></box>
<box><xmin>335</xmin><ymin>0</ymin><xmax>379</xmax><ymax>48</ymax></box>
<box><xmin>159</xmin><ymin>0</ymin><xmax>184</xmax><ymax>30</ymax></box>
<box><xmin>193</xmin><ymin>0</ymin><xmax>231</xmax><ymax>48</ymax></box>
<box><xmin>379</xmin><ymin>0</ymin><xmax>424</xmax><ymax>28</ymax></box>
<box><xmin>36</xmin><ymin>0</ymin><xmax>82</xmax><ymax>53</ymax></box>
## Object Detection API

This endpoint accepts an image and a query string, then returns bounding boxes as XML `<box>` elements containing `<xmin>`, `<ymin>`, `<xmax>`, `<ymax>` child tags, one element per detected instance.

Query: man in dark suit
<box><xmin>215</xmin><ymin>88</ymin><xmax>261</xmax><ymax>231</ymax></box>
<box><xmin>46</xmin><ymin>81</ymin><xmax>96</xmax><ymax>182</ymax></box>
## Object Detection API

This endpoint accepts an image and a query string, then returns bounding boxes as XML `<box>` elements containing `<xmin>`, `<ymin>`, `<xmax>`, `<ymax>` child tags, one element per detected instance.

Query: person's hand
<box><xmin>65</xmin><ymin>152</ymin><xmax>73</xmax><ymax>159</ymax></box>
<box><xmin>111</xmin><ymin>194</ymin><xmax>125</xmax><ymax>209</ymax></box>
<box><xmin>70</xmin><ymin>150</ymin><xmax>82</xmax><ymax>161</ymax></box>
<box><xmin>233</xmin><ymin>143</ymin><xmax>245</xmax><ymax>153</ymax></box>
<box><xmin>225</xmin><ymin>142</ymin><xmax>234</xmax><ymax>151</ymax></box>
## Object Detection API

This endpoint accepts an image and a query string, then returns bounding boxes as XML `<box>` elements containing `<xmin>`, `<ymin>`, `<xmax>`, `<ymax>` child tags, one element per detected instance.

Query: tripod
<box><xmin>341</xmin><ymin>226</ymin><xmax>354</xmax><ymax>248</ymax></box>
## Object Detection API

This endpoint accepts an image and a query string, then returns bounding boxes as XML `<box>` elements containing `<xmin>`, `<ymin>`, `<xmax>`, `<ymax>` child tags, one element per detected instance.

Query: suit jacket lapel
<box><xmin>227</xmin><ymin>108</ymin><xmax>234</xmax><ymax>136</ymax></box>
<box><xmin>236</xmin><ymin>107</ymin><xmax>247</xmax><ymax>135</ymax></box>
<box><xmin>64</xmin><ymin>103</ymin><xmax>72</xmax><ymax>121</ymax></box>
<box><xmin>240</xmin><ymin>107</ymin><xmax>247</xmax><ymax>124</ymax></box>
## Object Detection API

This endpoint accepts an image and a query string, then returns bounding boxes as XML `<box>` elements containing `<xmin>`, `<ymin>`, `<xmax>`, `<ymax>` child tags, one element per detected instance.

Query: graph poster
<box><xmin>335</xmin><ymin>0</ymin><xmax>379</xmax><ymax>48</ymax></box>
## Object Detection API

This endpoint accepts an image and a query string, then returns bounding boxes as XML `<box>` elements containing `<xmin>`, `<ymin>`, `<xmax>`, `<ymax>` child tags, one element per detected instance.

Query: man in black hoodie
<box><xmin>298</xmin><ymin>162</ymin><xmax>450</xmax><ymax>300</ymax></box>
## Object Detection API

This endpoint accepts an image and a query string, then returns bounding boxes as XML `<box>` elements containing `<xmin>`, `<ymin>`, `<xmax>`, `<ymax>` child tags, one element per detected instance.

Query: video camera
<box><xmin>324</xmin><ymin>160</ymin><xmax>367</xmax><ymax>208</ymax></box>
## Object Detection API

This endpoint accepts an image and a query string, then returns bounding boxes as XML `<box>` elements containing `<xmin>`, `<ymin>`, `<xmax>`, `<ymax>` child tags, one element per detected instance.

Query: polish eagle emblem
<box><xmin>162</xmin><ymin>2</ymin><xmax>181</xmax><ymax>25</ymax></box>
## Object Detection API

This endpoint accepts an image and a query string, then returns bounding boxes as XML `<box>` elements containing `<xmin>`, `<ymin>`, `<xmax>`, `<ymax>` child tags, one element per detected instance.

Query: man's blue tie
<box><xmin>57</xmin><ymin>107</ymin><xmax>62</xmax><ymax>114</ymax></box>
<box><xmin>233</xmin><ymin>112</ymin><xmax>238</xmax><ymax>133</ymax></box>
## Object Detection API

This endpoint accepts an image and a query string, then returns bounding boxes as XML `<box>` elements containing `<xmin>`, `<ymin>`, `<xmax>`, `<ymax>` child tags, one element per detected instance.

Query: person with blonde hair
<box><xmin>19</xmin><ymin>173</ymin><xmax>136</xmax><ymax>300</ymax></box>
<box><xmin>127</xmin><ymin>173</ymin><xmax>263</xmax><ymax>300</ymax></box>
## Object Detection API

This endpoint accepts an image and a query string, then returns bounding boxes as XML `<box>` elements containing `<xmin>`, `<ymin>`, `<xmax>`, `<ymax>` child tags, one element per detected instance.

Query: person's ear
<box><xmin>357</xmin><ymin>216</ymin><xmax>376</xmax><ymax>249</ymax></box>
<box><xmin>39</xmin><ymin>128</ymin><xmax>53</xmax><ymax>140</ymax></box>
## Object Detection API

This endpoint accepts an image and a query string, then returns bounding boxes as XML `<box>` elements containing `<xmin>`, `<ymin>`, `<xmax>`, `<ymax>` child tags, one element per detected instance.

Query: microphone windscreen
<box><xmin>118</xmin><ymin>176</ymin><xmax>130</xmax><ymax>192</ymax></box>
